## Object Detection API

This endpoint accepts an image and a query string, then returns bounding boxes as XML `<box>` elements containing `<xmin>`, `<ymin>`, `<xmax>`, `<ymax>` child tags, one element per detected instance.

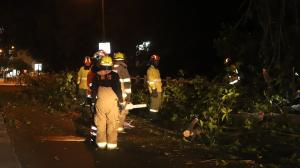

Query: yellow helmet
<box><xmin>99</xmin><ymin>56</ymin><xmax>113</xmax><ymax>67</ymax></box>
<box><xmin>113</xmin><ymin>52</ymin><xmax>125</xmax><ymax>60</ymax></box>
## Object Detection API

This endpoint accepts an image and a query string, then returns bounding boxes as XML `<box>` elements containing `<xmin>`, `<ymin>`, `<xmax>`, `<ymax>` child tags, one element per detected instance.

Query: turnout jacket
<box><xmin>113</xmin><ymin>61</ymin><xmax>132</xmax><ymax>100</ymax></box>
<box><xmin>90</xmin><ymin>70</ymin><xmax>123</xmax><ymax>102</ymax></box>
<box><xmin>77</xmin><ymin>66</ymin><xmax>90</xmax><ymax>90</ymax></box>
<box><xmin>147</xmin><ymin>65</ymin><xmax>162</xmax><ymax>93</ymax></box>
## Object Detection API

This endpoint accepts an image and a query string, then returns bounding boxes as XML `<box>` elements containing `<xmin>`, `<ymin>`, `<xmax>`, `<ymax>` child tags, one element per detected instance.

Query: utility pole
<box><xmin>98</xmin><ymin>0</ymin><xmax>111</xmax><ymax>54</ymax></box>
<box><xmin>101</xmin><ymin>0</ymin><xmax>105</xmax><ymax>41</ymax></box>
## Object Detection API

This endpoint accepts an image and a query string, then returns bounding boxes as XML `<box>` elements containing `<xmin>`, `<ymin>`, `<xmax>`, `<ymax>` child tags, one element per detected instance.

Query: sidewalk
<box><xmin>0</xmin><ymin>113</ymin><xmax>21</xmax><ymax>168</ymax></box>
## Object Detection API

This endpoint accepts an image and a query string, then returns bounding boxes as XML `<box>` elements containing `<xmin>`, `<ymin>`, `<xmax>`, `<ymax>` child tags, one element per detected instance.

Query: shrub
<box><xmin>22</xmin><ymin>72</ymin><xmax>78</xmax><ymax>112</ymax></box>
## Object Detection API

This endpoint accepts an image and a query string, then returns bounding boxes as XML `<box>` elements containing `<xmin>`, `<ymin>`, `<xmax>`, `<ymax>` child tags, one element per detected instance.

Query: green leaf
<box><xmin>199</xmin><ymin>119</ymin><xmax>204</xmax><ymax>127</ymax></box>
<box><xmin>221</xmin><ymin>113</ymin><xmax>227</xmax><ymax>121</ymax></box>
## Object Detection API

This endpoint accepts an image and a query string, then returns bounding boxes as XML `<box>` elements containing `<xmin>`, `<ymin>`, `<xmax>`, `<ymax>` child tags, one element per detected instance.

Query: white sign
<box><xmin>98</xmin><ymin>42</ymin><xmax>111</xmax><ymax>54</ymax></box>
<box><xmin>34</xmin><ymin>63</ymin><xmax>42</xmax><ymax>71</ymax></box>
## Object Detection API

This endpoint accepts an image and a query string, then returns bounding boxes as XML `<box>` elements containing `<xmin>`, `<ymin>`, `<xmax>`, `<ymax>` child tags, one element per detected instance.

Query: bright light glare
<box><xmin>137</xmin><ymin>41</ymin><xmax>151</xmax><ymax>51</ymax></box>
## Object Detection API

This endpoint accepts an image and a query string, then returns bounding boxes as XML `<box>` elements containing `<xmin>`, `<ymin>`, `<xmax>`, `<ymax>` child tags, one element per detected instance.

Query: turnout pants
<box><xmin>94</xmin><ymin>87</ymin><xmax>119</xmax><ymax>147</ymax></box>
<box><xmin>150</xmin><ymin>92</ymin><xmax>162</xmax><ymax>113</ymax></box>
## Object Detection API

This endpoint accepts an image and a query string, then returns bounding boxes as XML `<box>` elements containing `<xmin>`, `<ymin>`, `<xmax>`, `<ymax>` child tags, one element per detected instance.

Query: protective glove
<box><xmin>118</xmin><ymin>101</ymin><xmax>126</xmax><ymax>111</ymax></box>
<box><xmin>151</xmin><ymin>89</ymin><xmax>158</xmax><ymax>97</ymax></box>
<box><xmin>125</xmin><ymin>103</ymin><xmax>134</xmax><ymax>110</ymax></box>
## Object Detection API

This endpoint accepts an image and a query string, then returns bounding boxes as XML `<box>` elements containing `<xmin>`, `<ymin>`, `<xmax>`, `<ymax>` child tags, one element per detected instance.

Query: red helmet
<box><xmin>150</xmin><ymin>54</ymin><xmax>160</xmax><ymax>62</ymax></box>
<box><xmin>84</xmin><ymin>56</ymin><xmax>92</xmax><ymax>66</ymax></box>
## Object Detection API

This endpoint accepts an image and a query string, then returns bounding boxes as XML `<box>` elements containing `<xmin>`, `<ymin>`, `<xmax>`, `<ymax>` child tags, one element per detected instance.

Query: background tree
<box><xmin>215</xmin><ymin>0</ymin><xmax>300</xmax><ymax>97</ymax></box>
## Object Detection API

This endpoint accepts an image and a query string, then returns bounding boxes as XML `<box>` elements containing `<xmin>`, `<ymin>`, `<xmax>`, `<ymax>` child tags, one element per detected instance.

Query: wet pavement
<box><xmin>0</xmin><ymin>84</ymin><xmax>214</xmax><ymax>168</ymax></box>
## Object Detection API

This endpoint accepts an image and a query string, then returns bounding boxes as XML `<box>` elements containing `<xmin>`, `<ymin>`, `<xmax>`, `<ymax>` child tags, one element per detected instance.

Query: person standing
<box><xmin>146</xmin><ymin>54</ymin><xmax>163</xmax><ymax>121</ymax></box>
<box><xmin>112</xmin><ymin>52</ymin><xmax>132</xmax><ymax>132</ymax></box>
<box><xmin>91</xmin><ymin>56</ymin><xmax>123</xmax><ymax>150</ymax></box>
<box><xmin>86</xmin><ymin>50</ymin><xmax>107</xmax><ymax>143</ymax></box>
<box><xmin>87</xmin><ymin>50</ymin><xmax>107</xmax><ymax>101</ymax></box>
<box><xmin>77</xmin><ymin>56</ymin><xmax>92</xmax><ymax>106</ymax></box>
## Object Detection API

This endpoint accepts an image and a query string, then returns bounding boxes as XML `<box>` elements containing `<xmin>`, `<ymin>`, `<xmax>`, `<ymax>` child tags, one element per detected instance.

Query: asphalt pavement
<box><xmin>0</xmin><ymin>80</ymin><xmax>27</xmax><ymax>167</ymax></box>
<box><xmin>0</xmin><ymin>112</ymin><xmax>21</xmax><ymax>168</ymax></box>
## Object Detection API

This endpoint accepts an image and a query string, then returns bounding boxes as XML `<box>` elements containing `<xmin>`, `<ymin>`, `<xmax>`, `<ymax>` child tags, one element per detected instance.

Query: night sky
<box><xmin>0</xmin><ymin>0</ymin><xmax>242</xmax><ymax>77</ymax></box>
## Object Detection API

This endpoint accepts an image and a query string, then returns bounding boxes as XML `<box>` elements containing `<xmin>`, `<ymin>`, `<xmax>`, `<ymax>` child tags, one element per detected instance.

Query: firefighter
<box><xmin>91</xmin><ymin>55</ymin><xmax>123</xmax><ymax>150</ymax></box>
<box><xmin>87</xmin><ymin>50</ymin><xmax>107</xmax><ymax>102</ymax></box>
<box><xmin>112</xmin><ymin>52</ymin><xmax>132</xmax><ymax>133</ymax></box>
<box><xmin>224</xmin><ymin>57</ymin><xmax>240</xmax><ymax>85</ymax></box>
<box><xmin>146</xmin><ymin>54</ymin><xmax>163</xmax><ymax>121</ymax></box>
<box><xmin>86</xmin><ymin>50</ymin><xmax>107</xmax><ymax>143</ymax></box>
<box><xmin>77</xmin><ymin>56</ymin><xmax>92</xmax><ymax>106</ymax></box>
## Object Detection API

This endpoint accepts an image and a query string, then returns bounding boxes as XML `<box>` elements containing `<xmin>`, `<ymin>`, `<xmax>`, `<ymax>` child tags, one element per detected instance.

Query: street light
<box><xmin>137</xmin><ymin>41</ymin><xmax>151</xmax><ymax>52</ymax></box>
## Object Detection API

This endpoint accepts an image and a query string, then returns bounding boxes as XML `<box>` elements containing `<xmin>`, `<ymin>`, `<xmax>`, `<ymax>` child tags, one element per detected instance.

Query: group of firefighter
<box><xmin>76</xmin><ymin>50</ymin><xmax>162</xmax><ymax>150</ymax></box>
<box><xmin>77</xmin><ymin>51</ymin><xmax>300</xmax><ymax>147</ymax></box>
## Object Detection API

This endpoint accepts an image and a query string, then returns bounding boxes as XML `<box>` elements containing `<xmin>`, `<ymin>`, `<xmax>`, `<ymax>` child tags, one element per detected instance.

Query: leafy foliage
<box><xmin>152</xmin><ymin>75</ymin><xmax>241</xmax><ymax>143</ymax></box>
<box><xmin>131</xmin><ymin>72</ymin><xmax>299</xmax><ymax>168</ymax></box>
<box><xmin>22</xmin><ymin>72</ymin><xmax>78</xmax><ymax>112</ymax></box>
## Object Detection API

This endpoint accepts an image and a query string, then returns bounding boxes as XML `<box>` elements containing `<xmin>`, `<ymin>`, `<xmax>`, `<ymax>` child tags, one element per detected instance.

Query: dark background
<box><xmin>0</xmin><ymin>0</ymin><xmax>242</xmax><ymax>77</ymax></box>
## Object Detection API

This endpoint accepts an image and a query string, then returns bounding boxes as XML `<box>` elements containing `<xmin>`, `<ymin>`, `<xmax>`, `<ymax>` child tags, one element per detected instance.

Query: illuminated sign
<box><xmin>98</xmin><ymin>42</ymin><xmax>111</xmax><ymax>54</ymax></box>
<box><xmin>34</xmin><ymin>63</ymin><xmax>42</xmax><ymax>71</ymax></box>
